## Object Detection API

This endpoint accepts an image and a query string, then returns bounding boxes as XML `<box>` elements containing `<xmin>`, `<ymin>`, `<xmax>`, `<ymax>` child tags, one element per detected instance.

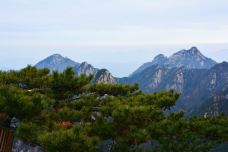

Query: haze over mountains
<box><xmin>34</xmin><ymin>47</ymin><xmax>228</xmax><ymax>116</ymax></box>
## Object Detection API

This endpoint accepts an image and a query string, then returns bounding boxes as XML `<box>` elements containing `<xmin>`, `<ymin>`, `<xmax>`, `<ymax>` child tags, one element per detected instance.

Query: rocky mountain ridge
<box><xmin>131</xmin><ymin>47</ymin><xmax>217</xmax><ymax>76</ymax></box>
<box><xmin>74</xmin><ymin>62</ymin><xmax>99</xmax><ymax>77</ymax></box>
<box><xmin>119</xmin><ymin>61</ymin><xmax>228</xmax><ymax>114</ymax></box>
<box><xmin>93</xmin><ymin>69</ymin><xmax>117</xmax><ymax>84</ymax></box>
<box><xmin>35</xmin><ymin>54</ymin><xmax>116</xmax><ymax>84</ymax></box>
<box><xmin>35</xmin><ymin>47</ymin><xmax>227</xmax><ymax>115</ymax></box>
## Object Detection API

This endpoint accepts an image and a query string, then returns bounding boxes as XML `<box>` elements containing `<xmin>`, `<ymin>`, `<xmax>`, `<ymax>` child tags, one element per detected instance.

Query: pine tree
<box><xmin>0</xmin><ymin>66</ymin><xmax>228</xmax><ymax>151</ymax></box>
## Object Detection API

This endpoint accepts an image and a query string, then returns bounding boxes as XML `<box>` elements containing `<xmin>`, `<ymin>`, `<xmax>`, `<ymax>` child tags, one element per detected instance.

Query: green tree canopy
<box><xmin>0</xmin><ymin>66</ymin><xmax>228</xmax><ymax>152</ymax></box>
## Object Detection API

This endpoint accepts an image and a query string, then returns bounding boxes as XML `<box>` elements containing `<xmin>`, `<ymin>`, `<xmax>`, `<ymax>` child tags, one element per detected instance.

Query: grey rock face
<box><xmin>131</xmin><ymin>47</ymin><xmax>217</xmax><ymax>76</ymax></box>
<box><xmin>35</xmin><ymin>54</ymin><xmax>116</xmax><ymax>84</ymax></box>
<box><xmin>131</xmin><ymin>54</ymin><xmax>168</xmax><ymax>76</ymax></box>
<box><xmin>119</xmin><ymin>62</ymin><xmax>228</xmax><ymax>113</ymax></box>
<box><xmin>12</xmin><ymin>139</ymin><xmax>42</xmax><ymax>152</ymax></box>
<box><xmin>94</xmin><ymin>69</ymin><xmax>117</xmax><ymax>84</ymax></box>
<box><xmin>167</xmin><ymin>47</ymin><xmax>217</xmax><ymax>69</ymax></box>
<box><xmin>73</xmin><ymin>62</ymin><xmax>116</xmax><ymax>84</ymax></box>
<box><xmin>74</xmin><ymin>62</ymin><xmax>98</xmax><ymax>76</ymax></box>
<box><xmin>191</xmin><ymin>62</ymin><xmax>228</xmax><ymax>116</ymax></box>
<box><xmin>35</xmin><ymin>54</ymin><xmax>79</xmax><ymax>72</ymax></box>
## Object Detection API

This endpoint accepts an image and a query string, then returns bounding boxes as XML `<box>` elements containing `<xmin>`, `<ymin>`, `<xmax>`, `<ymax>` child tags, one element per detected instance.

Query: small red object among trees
<box><xmin>57</xmin><ymin>121</ymin><xmax>73</xmax><ymax>129</ymax></box>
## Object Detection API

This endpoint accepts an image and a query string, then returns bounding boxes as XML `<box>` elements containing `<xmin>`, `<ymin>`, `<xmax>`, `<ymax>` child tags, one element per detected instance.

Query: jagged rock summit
<box><xmin>94</xmin><ymin>69</ymin><xmax>117</xmax><ymax>84</ymax></box>
<box><xmin>74</xmin><ymin>62</ymin><xmax>98</xmax><ymax>77</ymax></box>
<box><xmin>131</xmin><ymin>54</ymin><xmax>168</xmax><ymax>76</ymax></box>
<box><xmin>35</xmin><ymin>54</ymin><xmax>116</xmax><ymax>84</ymax></box>
<box><xmin>168</xmin><ymin>47</ymin><xmax>217</xmax><ymax>69</ymax></box>
<box><xmin>131</xmin><ymin>47</ymin><xmax>217</xmax><ymax>76</ymax></box>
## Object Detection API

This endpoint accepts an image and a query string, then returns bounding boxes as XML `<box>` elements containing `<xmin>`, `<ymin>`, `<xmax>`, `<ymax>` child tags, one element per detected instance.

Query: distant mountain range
<box><xmin>119</xmin><ymin>62</ymin><xmax>228</xmax><ymax>115</ymax></box>
<box><xmin>131</xmin><ymin>47</ymin><xmax>217</xmax><ymax>76</ymax></box>
<box><xmin>35</xmin><ymin>54</ymin><xmax>116</xmax><ymax>84</ymax></box>
<box><xmin>119</xmin><ymin>47</ymin><xmax>227</xmax><ymax>115</ymax></box>
<box><xmin>34</xmin><ymin>47</ymin><xmax>227</xmax><ymax>116</ymax></box>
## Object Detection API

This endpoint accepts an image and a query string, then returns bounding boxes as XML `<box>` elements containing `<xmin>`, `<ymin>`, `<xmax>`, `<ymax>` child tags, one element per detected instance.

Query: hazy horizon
<box><xmin>0</xmin><ymin>0</ymin><xmax>228</xmax><ymax>76</ymax></box>
<box><xmin>1</xmin><ymin>44</ymin><xmax>227</xmax><ymax>77</ymax></box>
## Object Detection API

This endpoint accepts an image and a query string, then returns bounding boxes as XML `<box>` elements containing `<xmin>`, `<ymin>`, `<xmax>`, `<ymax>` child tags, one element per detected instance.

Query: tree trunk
<box><xmin>0</xmin><ymin>127</ymin><xmax>15</xmax><ymax>152</ymax></box>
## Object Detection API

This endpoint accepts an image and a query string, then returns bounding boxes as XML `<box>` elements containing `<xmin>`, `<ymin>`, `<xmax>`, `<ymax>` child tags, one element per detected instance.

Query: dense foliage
<box><xmin>0</xmin><ymin>66</ymin><xmax>228</xmax><ymax>152</ymax></box>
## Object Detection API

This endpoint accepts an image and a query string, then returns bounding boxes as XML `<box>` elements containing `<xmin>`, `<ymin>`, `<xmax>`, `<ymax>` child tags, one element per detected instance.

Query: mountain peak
<box><xmin>94</xmin><ymin>69</ymin><xmax>116</xmax><ymax>84</ymax></box>
<box><xmin>152</xmin><ymin>54</ymin><xmax>168</xmax><ymax>64</ymax></box>
<box><xmin>211</xmin><ymin>61</ymin><xmax>228</xmax><ymax>70</ymax></box>
<box><xmin>131</xmin><ymin>47</ymin><xmax>217</xmax><ymax>76</ymax></box>
<box><xmin>188</xmin><ymin>47</ymin><xmax>201</xmax><ymax>55</ymax></box>
<box><xmin>168</xmin><ymin>47</ymin><xmax>217</xmax><ymax>69</ymax></box>
<box><xmin>174</xmin><ymin>47</ymin><xmax>202</xmax><ymax>56</ymax></box>
<box><xmin>47</xmin><ymin>54</ymin><xmax>65</xmax><ymax>60</ymax></box>
<box><xmin>190</xmin><ymin>46</ymin><xmax>199</xmax><ymax>52</ymax></box>
<box><xmin>35</xmin><ymin>54</ymin><xmax>79</xmax><ymax>72</ymax></box>
<box><xmin>51</xmin><ymin>53</ymin><xmax>63</xmax><ymax>57</ymax></box>
<box><xmin>153</xmin><ymin>54</ymin><xmax>166</xmax><ymax>60</ymax></box>
<box><xmin>75</xmin><ymin>61</ymin><xmax>97</xmax><ymax>76</ymax></box>
<box><xmin>80</xmin><ymin>61</ymin><xmax>89</xmax><ymax>67</ymax></box>
<box><xmin>221</xmin><ymin>61</ymin><xmax>228</xmax><ymax>64</ymax></box>
<box><xmin>129</xmin><ymin>54</ymin><xmax>168</xmax><ymax>76</ymax></box>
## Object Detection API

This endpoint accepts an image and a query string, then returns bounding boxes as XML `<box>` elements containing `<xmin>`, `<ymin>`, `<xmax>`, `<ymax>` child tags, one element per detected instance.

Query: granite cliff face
<box><xmin>131</xmin><ymin>54</ymin><xmax>168</xmax><ymax>76</ymax></box>
<box><xmin>94</xmin><ymin>69</ymin><xmax>117</xmax><ymax>84</ymax></box>
<box><xmin>35</xmin><ymin>54</ymin><xmax>79</xmax><ymax>72</ymax></box>
<box><xmin>35</xmin><ymin>49</ymin><xmax>227</xmax><ymax>114</ymax></box>
<box><xmin>119</xmin><ymin>48</ymin><xmax>227</xmax><ymax>114</ymax></box>
<box><xmin>74</xmin><ymin>63</ymin><xmax>116</xmax><ymax>84</ymax></box>
<box><xmin>167</xmin><ymin>47</ymin><xmax>217</xmax><ymax>69</ymax></box>
<box><xmin>189</xmin><ymin>62</ymin><xmax>228</xmax><ymax>115</ymax></box>
<box><xmin>35</xmin><ymin>55</ymin><xmax>116</xmax><ymax>84</ymax></box>
<box><xmin>74</xmin><ymin>62</ymin><xmax>98</xmax><ymax>77</ymax></box>
<box><xmin>131</xmin><ymin>47</ymin><xmax>217</xmax><ymax>76</ymax></box>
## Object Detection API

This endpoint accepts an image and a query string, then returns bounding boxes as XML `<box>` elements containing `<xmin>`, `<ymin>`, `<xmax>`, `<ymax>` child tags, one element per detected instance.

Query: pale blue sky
<box><xmin>0</xmin><ymin>0</ymin><xmax>228</xmax><ymax>76</ymax></box>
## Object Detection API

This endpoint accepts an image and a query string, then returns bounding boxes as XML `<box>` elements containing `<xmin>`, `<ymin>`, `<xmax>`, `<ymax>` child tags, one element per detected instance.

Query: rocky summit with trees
<box><xmin>0</xmin><ymin>66</ymin><xmax>228</xmax><ymax>152</ymax></box>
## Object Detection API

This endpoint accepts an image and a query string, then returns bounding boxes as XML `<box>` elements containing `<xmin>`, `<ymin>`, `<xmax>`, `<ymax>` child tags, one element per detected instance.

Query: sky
<box><xmin>0</xmin><ymin>0</ymin><xmax>228</xmax><ymax>77</ymax></box>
